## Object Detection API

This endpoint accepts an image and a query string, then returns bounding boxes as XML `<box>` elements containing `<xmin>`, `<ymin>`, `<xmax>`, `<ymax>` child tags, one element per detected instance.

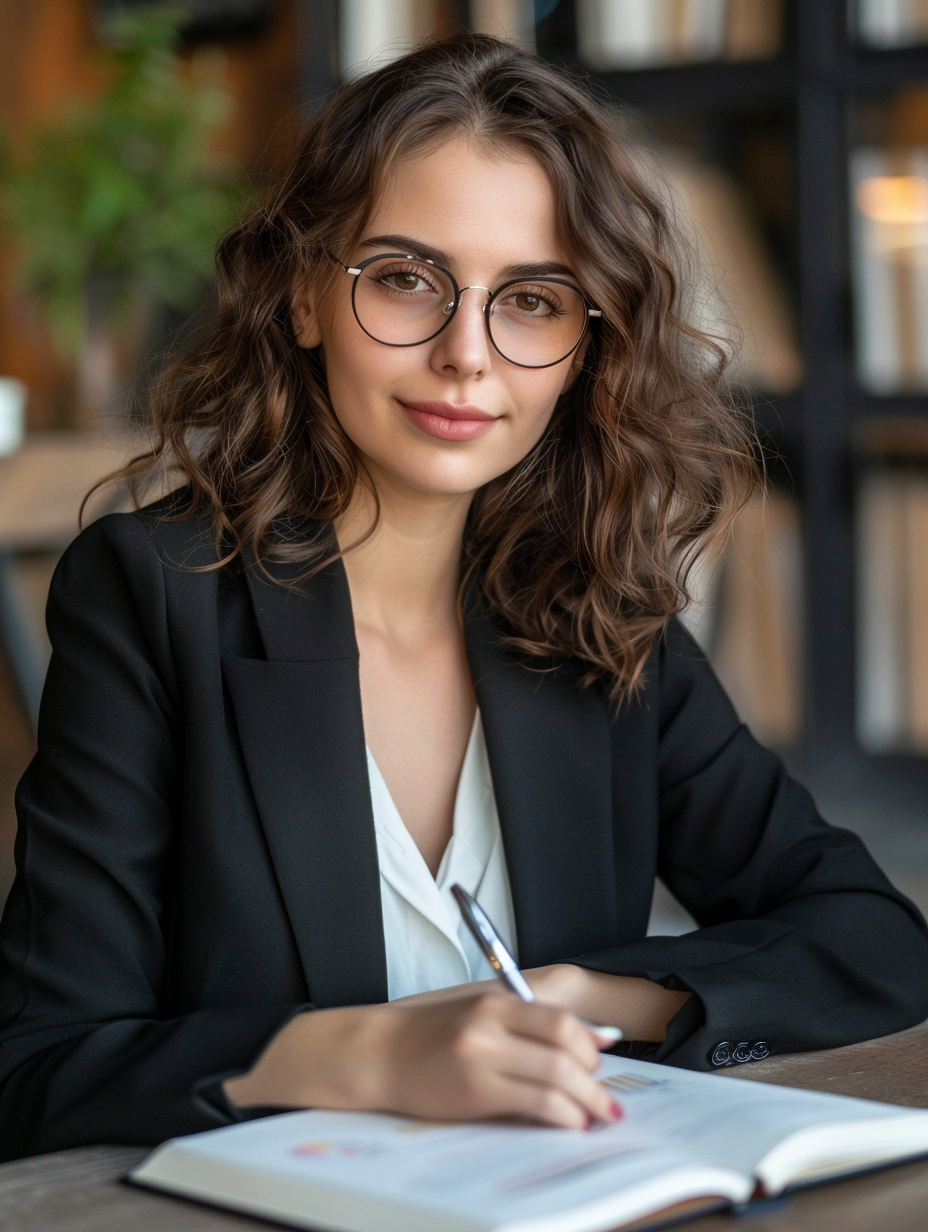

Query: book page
<box><xmin>595</xmin><ymin>1056</ymin><xmax>928</xmax><ymax>1191</ymax></box>
<box><xmin>135</xmin><ymin>1100</ymin><xmax>750</xmax><ymax>1232</ymax></box>
<box><xmin>133</xmin><ymin>1053</ymin><xmax>928</xmax><ymax>1230</ymax></box>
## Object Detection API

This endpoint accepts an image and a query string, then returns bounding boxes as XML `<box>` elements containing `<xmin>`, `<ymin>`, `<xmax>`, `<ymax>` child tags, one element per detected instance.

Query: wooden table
<box><xmin>0</xmin><ymin>430</ymin><xmax>142</xmax><ymax>552</ymax></box>
<box><xmin>3</xmin><ymin>1020</ymin><xmax>928</xmax><ymax>1231</ymax></box>
<box><xmin>0</xmin><ymin>431</ymin><xmax>144</xmax><ymax>727</ymax></box>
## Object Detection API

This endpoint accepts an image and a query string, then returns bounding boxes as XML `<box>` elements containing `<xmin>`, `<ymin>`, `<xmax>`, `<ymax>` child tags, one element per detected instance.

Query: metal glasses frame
<box><xmin>338</xmin><ymin>252</ymin><xmax>603</xmax><ymax>370</ymax></box>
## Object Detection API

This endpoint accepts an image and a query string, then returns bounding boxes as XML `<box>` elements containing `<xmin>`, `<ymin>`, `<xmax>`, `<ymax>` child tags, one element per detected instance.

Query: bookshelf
<box><xmin>299</xmin><ymin>1</ymin><xmax>928</xmax><ymax>824</ymax></box>
<box><xmin>543</xmin><ymin>0</ymin><xmax>928</xmax><ymax>824</ymax></box>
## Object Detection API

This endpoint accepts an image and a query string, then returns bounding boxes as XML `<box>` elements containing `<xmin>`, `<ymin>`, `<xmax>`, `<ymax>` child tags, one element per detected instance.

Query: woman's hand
<box><xmin>223</xmin><ymin>993</ymin><xmax>619</xmax><ymax>1129</ymax></box>
<box><xmin>387</xmin><ymin>965</ymin><xmax>691</xmax><ymax>1043</ymax></box>
<box><xmin>525</xmin><ymin>965</ymin><xmax>691</xmax><ymax>1042</ymax></box>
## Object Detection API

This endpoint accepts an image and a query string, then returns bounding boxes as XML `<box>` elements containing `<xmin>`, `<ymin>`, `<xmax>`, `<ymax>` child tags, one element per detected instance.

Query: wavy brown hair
<box><xmin>109</xmin><ymin>32</ymin><xmax>758</xmax><ymax>698</ymax></box>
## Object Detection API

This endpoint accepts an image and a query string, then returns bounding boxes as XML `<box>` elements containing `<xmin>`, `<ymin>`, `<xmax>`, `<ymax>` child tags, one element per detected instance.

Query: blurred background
<box><xmin>2</xmin><ymin>1</ymin><xmax>928</xmax><ymax>933</ymax></box>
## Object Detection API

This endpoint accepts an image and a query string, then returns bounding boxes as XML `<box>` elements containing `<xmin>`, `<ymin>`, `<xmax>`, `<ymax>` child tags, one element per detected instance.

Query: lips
<box><xmin>399</xmin><ymin>399</ymin><xmax>498</xmax><ymax>442</ymax></box>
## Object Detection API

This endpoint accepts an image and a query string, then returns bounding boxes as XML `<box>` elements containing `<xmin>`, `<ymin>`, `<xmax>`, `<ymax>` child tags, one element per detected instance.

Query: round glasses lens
<box><xmin>352</xmin><ymin>257</ymin><xmax>456</xmax><ymax>346</ymax></box>
<box><xmin>488</xmin><ymin>280</ymin><xmax>588</xmax><ymax>367</ymax></box>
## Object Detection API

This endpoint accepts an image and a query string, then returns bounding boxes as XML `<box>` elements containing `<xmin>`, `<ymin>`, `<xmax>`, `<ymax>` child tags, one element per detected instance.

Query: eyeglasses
<box><xmin>336</xmin><ymin>252</ymin><xmax>602</xmax><ymax>370</ymax></box>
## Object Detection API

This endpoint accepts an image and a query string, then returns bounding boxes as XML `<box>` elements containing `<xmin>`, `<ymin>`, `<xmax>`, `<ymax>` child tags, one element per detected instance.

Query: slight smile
<box><xmin>399</xmin><ymin>399</ymin><xmax>499</xmax><ymax>442</ymax></box>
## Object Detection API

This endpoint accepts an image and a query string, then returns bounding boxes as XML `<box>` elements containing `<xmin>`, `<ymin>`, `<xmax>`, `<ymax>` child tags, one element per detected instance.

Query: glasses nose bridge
<box><xmin>446</xmin><ymin>283</ymin><xmax>493</xmax><ymax>317</ymax></box>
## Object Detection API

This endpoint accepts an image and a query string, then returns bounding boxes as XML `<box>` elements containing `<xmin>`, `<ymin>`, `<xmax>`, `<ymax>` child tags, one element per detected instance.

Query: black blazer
<box><xmin>1</xmin><ymin>502</ymin><xmax>927</xmax><ymax>1160</ymax></box>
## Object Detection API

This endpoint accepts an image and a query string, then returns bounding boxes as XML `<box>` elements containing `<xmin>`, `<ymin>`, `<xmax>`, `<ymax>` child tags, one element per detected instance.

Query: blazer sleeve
<box><xmin>0</xmin><ymin>518</ymin><xmax>301</xmax><ymax>1160</ymax></box>
<box><xmin>571</xmin><ymin>619</ymin><xmax>928</xmax><ymax>1070</ymax></box>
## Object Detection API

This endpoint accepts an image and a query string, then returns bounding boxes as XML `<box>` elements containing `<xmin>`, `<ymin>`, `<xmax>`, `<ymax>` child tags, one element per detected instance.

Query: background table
<box><xmin>3</xmin><ymin>1019</ymin><xmax>928</xmax><ymax>1232</ymax></box>
<box><xmin>0</xmin><ymin>431</ymin><xmax>143</xmax><ymax>728</ymax></box>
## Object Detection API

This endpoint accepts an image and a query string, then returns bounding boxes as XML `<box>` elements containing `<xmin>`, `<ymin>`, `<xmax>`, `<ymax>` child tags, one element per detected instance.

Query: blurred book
<box><xmin>857</xmin><ymin>0</ymin><xmax>928</xmax><ymax>49</ymax></box>
<box><xmin>0</xmin><ymin>379</ymin><xmax>26</xmax><ymax>457</ymax></box>
<box><xmin>851</xmin><ymin>148</ymin><xmax>928</xmax><ymax>393</ymax></box>
<box><xmin>339</xmin><ymin>0</ymin><xmax>426</xmax><ymax>76</ymax></box>
<box><xmin>576</xmin><ymin>0</ymin><xmax>782</xmax><ymax>70</ymax></box>
<box><xmin>663</xmin><ymin>154</ymin><xmax>802</xmax><ymax>393</ymax></box>
<box><xmin>339</xmin><ymin>0</ymin><xmax>534</xmax><ymax>74</ymax></box>
<box><xmin>340</xmin><ymin>0</ymin><xmax>467</xmax><ymax>76</ymax></box>
<box><xmin>470</xmin><ymin>0</ymin><xmax>536</xmax><ymax>49</ymax></box>
<box><xmin>682</xmin><ymin>489</ymin><xmax>804</xmax><ymax>750</ymax></box>
<box><xmin>857</xmin><ymin>469</ymin><xmax>928</xmax><ymax>752</ymax></box>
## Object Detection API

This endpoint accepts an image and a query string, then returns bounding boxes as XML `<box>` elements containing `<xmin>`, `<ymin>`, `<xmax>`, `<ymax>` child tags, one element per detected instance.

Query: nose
<box><xmin>428</xmin><ymin>285</ymin><xmax>493</xmax><ymax>381</ymax></box>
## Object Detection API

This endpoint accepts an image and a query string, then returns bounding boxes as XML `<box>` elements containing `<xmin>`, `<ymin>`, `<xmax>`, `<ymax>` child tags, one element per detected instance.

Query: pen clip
<box><xmin>451</xmin><ymin>884</ymin><xmax>536</xmax><ymax>1002</ymax></box>
<box><xmin>451</xmin><ymin>884</ymin><xmax>624</xmax><ymax>1047</ymax></box>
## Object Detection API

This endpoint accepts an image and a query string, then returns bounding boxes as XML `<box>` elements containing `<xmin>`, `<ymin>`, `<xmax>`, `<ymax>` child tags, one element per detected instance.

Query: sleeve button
<box><xmin>751</xmin><ymin>1041</ymin><xmax>770</xmax><ymax>1060</ymax></box>
<box><xmin>710</xmin><ymin>1042</ymin><xmax>732</xmax><ymax>1067</ymax></box>
<box><xmin>732</xmin><ymin>1042</ymin><xmax>754</xmax><ymax>1063</ymax></box>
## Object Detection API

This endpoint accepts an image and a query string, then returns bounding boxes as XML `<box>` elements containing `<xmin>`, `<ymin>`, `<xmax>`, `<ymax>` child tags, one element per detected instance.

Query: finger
<box><xmin>497</xmin><ymin>999</ymin><xmax>602</xmax><ymax>1071</ymax></box>
<box><xmin>467</xmin><ymin>1069</ymin><xmax>593</xmax><ymax>1129</ymax></box>
<box><xmin>441</xmin><ymin>999</ymin><xmax>613</xmax><ymax>1122</ymax></box>
<box><xmin>492</xmin><ymin>1034</ymin><xmax>616</xmax><ymax>1124</ymax></box>
<box><xmin>503</xmin><ymin>1074</ymin><xmax>597</xmax><ymax>1129</ymax></box>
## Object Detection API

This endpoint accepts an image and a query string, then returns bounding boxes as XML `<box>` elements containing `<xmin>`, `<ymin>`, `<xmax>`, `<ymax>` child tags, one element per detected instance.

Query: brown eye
<box><xmin>515</xmin><ymin>293</ymin><xmax>542</xmax><ymax>313</ymax></box>
<box><xmin>376</xmin><ymin>267</ymin><xmax>435</xmax><ymax>294</ymax></box>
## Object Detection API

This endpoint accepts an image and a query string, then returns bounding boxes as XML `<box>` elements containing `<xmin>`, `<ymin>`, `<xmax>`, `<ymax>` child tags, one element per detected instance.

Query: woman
<box><xmin>1</xmin><ymin>35</ymin><xmax>926</xmax><ymax>1160</ymax></box>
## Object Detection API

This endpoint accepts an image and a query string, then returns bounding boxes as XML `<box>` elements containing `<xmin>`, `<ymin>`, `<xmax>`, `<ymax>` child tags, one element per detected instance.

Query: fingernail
<box><xmin>610</xmin><ymin>1099</ymin><xmax>624</xmax><ymax>1121</ymax></box>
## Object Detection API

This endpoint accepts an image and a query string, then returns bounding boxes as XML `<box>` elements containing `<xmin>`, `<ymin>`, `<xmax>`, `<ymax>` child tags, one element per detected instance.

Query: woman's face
<box><xmin>293</xmin><ymin>138</ymin><xmax>587</xmax><ymax>502</ymax></box>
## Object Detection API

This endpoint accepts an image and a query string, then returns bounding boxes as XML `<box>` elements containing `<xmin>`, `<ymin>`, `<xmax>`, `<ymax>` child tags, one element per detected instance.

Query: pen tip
<box><xmin>592</xmin><ymin>1025</ymin><xmax>623</xmax><ymax>1044</ymax></box>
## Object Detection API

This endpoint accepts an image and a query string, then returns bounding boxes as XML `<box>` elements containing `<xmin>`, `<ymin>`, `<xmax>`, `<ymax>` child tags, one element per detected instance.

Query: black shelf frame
<box><xmin>297</xmin><ymin>1</ymin><xmax>928</xmax><ymax>821</ymax></box>
<box><xmin>549</xmin><ymin>44</ymin><xmax>928</xmax><ymax>111</ymax></box>
<box><xmin>551</xmin><ymin>54</ymin><xmax>798</xmax><ymax>109</ymax></box>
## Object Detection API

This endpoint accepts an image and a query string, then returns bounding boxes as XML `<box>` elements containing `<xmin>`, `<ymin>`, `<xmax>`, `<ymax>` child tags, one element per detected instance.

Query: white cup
<box><xmin>0</xmin><ymin>377</ymin><xmax>27</xmax><ymax>455</ymax></box>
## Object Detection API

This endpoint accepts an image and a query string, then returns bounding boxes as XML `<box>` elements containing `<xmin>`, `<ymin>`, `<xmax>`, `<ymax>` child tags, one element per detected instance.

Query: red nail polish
<box><xmin>610</xmin><ymin>1099</ymin><xmax>624</xmax><ymax>1120</ymax></box>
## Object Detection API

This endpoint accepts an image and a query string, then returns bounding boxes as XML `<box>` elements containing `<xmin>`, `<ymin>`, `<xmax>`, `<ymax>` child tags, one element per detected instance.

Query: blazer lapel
<box><xmin>465</xmin><ymin>600</ymin><xmax>618</xmax><ymax>968</ymax></box>
<box><xmin>223</xmin><ymin>545</ymin><xmax>387</xmax><ymax>1008</ymax></box>
<box><xmin>222</xmin><ymin>535</ymin><xmax>618</xmax><ymax>1003</ymax></box>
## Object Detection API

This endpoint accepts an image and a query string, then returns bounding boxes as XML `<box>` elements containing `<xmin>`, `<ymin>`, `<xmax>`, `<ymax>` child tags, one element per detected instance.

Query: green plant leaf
<box><xmin>0</xmin><ymin>1</ymin><xmax>249</xmax><ymax>357</ymax></box>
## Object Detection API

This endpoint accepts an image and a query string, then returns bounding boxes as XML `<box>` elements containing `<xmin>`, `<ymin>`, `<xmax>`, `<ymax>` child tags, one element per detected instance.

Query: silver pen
<box><xmin>450</xmin><ymin>883</ymin><xmax>623</xmax><ymax>1046</ymax></box>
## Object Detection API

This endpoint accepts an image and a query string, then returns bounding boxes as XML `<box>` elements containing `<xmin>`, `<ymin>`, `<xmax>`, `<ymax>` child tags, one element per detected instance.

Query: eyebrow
<box><xmin>359</xmin><ymin>234</ymin><xmax>580</xmax><ymax>283</ymax></box>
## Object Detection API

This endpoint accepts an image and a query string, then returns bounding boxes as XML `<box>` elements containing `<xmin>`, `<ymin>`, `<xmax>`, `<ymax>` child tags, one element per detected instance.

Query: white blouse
<box><xmin>366</xmin><ymin>711</ymin><xmax>519</xmax><ymax>1002</ymax></box>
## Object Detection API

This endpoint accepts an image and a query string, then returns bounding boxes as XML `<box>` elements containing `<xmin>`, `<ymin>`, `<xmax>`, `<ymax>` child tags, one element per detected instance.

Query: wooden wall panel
<box><xmin>0</xmin><ymin>0</ymin><xmax>300</xmax><ymax>899</ymax></box>
<box><xmin>0</xmin><ymin>0</ymin><xmax>300</xmax><ymax>429</ymax></box>
<box><xmin>0</xmin><ymin>1</ymin><xmax>102</xmax><ymax>428</ymax></box>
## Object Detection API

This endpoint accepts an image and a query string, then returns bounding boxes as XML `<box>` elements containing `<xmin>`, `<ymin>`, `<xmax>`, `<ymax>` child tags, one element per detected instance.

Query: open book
<box><xmin>130</xmin><ymin>1055</ymin><xmax>928</xmax><ymax>1232</ymax></box>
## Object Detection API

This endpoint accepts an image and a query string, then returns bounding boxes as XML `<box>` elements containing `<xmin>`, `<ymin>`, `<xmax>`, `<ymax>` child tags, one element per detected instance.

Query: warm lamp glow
<box><xmin>857</xmin><ymin>175</ymin><xmax>928</xmax><ymax>224</ymax></box>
